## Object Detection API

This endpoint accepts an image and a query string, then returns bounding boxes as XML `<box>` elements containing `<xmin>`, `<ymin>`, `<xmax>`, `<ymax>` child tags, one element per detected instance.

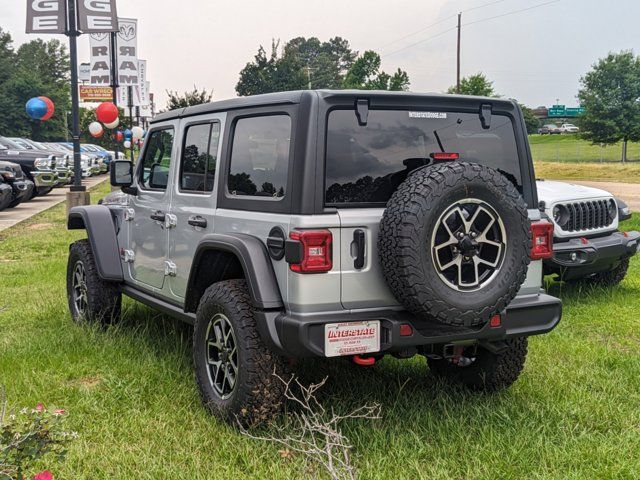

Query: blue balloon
<box><xmin>26</xmin><ymin>97</ymin><xmax>47</xmax><ymax>120</ymax></box>
<box><xmin>124</xmin><ymin>129</ymin><xmax>132</xmax><ymax>139</ymax></box>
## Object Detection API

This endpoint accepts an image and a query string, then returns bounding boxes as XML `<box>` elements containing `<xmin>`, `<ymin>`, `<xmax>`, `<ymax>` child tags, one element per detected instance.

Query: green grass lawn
<box><xmin>1</xmin><ymin>183</ymin><xmax>640</xmax><ymax>479</ymax></box>
<box><xmin>529</xmin><ymin>134</ymin><xmax>640</xmax><ymax>164</ymax></box>
<box><xmin>528</xmin><ymin>135</ymin><xmax>640</xmax><ymax>183</ymax></box>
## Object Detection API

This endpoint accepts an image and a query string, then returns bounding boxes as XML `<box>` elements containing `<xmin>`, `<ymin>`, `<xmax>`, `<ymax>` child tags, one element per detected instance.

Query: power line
<box><xmin>378</xmin><ymin>0</ymin><xmax>508</xmax><ymax>53</ymax></box>
<box><xmin>381</xmin><ymin>26</ymin><xmax>458</xmax><ymax>58</ymax></box>
<box><xmin>464</xmin><ymin>0</ymin><xmax>560</xmax><ymax>27</ymax></box>
<box><xmin>378</xmin><ymin>14</ymin><xmax>457</xmax><ymax>51</ymax></box>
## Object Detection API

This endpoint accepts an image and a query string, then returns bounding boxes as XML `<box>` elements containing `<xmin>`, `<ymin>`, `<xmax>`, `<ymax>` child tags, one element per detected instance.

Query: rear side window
<box><xmin>227</xmin><ymin>115</ymin><xmax>290</xmax><ymax>199</ymax></box>
<box><xmin>325</xmin><ymin>109</ymin><xmax>522</xmax><ymax>205</ymax></box>
<box><xmin>139</xmin><ymin>128</ymin><xmax>174</xmax><ymax>190</ymax></box>
<box><xmin>180</xmin><ymin>122</ymin><xmax>220</xmax><ymax>193</ymax></box>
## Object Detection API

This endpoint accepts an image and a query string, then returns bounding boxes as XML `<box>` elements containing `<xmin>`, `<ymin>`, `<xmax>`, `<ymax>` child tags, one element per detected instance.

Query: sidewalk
<box><xmin>0</xmin><ymin>176</ymin><xmax>108</xmax><ymax>232</ymax></box>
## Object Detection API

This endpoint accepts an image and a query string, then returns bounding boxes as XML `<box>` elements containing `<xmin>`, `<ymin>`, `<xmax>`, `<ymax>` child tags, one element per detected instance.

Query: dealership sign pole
<box><xmin>26</xmin><ymin>0</ymin><xmax>118</xmax><ymax>205</ymax></box>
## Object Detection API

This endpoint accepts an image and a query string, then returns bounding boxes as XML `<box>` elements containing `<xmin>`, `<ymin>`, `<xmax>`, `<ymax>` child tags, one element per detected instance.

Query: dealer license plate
<box><xmin>324</xmin><ymin>321</ymin><xmax>380</xmax><ymax>357</ymax></box>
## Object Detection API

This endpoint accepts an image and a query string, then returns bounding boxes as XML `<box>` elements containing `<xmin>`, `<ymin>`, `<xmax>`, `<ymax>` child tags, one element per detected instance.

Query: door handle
<box><xmin>150</xmin><ymin>210</ymin><xmax>166</xmax><ymax>222</ymax></box>
<box><xmin>187</xmin><ymin>215</ymin><xmax>207</xmax><ymax>228</ymax></box>
<box><xmin>353</xmin><ymin>229</ymin><xmax>365</xmax><ymax>269</ymax></box>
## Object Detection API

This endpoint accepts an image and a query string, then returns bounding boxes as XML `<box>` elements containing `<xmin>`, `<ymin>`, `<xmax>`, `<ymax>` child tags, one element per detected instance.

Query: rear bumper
<box><xmin>544</xmin><ymin>231</ymin><xmax>640</xmax><ymax>279</ymax></box>
<box><xmin>258</xmin><ymin>293</ymin><xmax>562</xmax><ymax>358</ymax></box>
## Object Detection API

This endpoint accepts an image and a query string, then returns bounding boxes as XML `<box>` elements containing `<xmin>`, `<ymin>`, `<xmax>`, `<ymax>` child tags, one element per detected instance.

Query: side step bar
<box><xmin>121</xmin><ymin>285</ymin><xmax>196</xmax><ymax>325</ymax></box>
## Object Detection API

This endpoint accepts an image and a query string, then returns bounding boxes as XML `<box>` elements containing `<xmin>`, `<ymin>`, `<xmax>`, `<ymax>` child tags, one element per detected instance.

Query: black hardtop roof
<box><xmin>151</xmin><ymin>89</ymin><xmax>518</xmax><ymax>123</ymax></box>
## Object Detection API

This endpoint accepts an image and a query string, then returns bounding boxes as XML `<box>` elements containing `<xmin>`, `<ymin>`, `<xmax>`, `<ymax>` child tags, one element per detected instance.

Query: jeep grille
<box><xmin>559</xmin><ymin>200</ymin><xmax>613</xmax><ymax>232</ymax></box>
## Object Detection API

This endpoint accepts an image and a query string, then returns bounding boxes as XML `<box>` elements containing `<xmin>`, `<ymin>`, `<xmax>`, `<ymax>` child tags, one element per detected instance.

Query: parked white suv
<box><xmin>537</xmin><ymin>180</ymin><xmax>639</xmax><ymax>285</ymax></box>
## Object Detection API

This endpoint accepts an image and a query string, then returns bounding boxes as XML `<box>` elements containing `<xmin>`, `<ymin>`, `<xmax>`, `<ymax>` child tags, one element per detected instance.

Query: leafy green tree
<box><xmin>236</xmin><ymin>38</ymin><xmax>408</xmax><ymax>95</ymax></box>
<box><xmin>520</xmin><ymin>105</ymin><xmax>540</xmax><ymax>134</ymax></box>
<box><xmin>578</xmin><ymin>51</ymin><xmax>640</xmax><ymax>163</ymax></box>
<box><xmin>0</xmin><ymin>30</ymin><xmax>71</xmax><ymax>141</ymax></box>
<box><xmin>447</xmin><ymin>73</ymin><xmax>497</xmax><ymax>97</ymax></box>
<box><xmin>166</xmin><ymin>86</ymin><xmax>213</xmax><ymax>110</ymax></box>
<box><xmin>342</xmin><ymin>51</ymin><xmax>410</xmax><ymax>91</ymax></box>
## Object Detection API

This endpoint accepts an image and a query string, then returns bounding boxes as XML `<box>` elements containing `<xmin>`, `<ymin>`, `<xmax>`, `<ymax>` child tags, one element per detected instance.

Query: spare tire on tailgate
<box><xmin>378</xmin><ymin>161</ymin><xmax>531</xmax><ymax>327</ymax></box>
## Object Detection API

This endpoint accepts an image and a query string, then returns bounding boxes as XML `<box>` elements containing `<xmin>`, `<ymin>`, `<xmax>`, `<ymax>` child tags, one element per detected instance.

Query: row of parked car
<box><xmin>537</xmin><ymin>123</ymin><xmax>580</xmax><ymax>134</ymax></box>
<box><xmin>0</xmin><ymin>136</ymin><xmax>124</xmax><ymax>212</ymax></box>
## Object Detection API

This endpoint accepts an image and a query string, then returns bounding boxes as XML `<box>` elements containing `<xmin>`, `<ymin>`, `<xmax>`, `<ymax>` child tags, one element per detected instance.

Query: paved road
<box><xmin>0</xmin><ymin>176</ymin><xmax>108</xmax><ymax>232</ymax></box>
<box><xmin>559</xmin><ymin>180</ymin><xmax>640</xmax><ymax>212</ymax></box>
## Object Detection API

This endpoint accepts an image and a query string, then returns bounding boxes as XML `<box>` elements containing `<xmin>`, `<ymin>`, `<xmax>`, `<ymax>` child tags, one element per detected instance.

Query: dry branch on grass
<box><xmin>240</xmin><ymin>373</ymin><xmax>381</xmax><ymax>480</ymax></box>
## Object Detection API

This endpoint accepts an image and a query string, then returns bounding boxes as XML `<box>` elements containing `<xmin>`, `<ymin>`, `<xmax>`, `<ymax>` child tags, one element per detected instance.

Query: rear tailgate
<box><xmin>337</xmin><ymin>208</ymin><xmax>400</xmax><ymax>309</ymax></box>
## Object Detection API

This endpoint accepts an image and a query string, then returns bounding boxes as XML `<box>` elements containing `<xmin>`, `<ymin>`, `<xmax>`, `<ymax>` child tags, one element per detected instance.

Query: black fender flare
<box><xmin>186</xmin><ymin>233</ymin><xmax>284</xmax><ymax>311</ymax></box>
<box><xmin>67</xmin><ymin>205</ymin><xmax>123</xmax><ymax>282</ymax></box>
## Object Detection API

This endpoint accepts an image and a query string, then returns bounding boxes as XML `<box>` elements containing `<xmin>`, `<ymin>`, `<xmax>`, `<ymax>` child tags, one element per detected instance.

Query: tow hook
<box><xmin>352</xmin><ymin>355</ymin><xmax>376</xmax><ymax>366</ymax></box>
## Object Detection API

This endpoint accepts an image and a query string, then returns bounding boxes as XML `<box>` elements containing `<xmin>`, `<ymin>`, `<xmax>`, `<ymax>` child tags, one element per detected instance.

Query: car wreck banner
<box><xmin>26</xmin><ymin>0</ymin><xmax>67</xmax><ymax>34</ymax></box>
<box><xmin>79</xmin><ymin>85</ymin><xmax>113</xmax><ymax>101</ymax></box>
<box><xmin>77</xmin><ymin>0</ymin><xmax>118</xmax><ymax>33</ymax></box>
<box><xmin>117</xmin><ymin>18</ymin><xmax>139</xmax><ymax>85</ymax></box>
<box><xmin>88</xmin><ymin>32</ymin><xmax>111</xmax><ymax>85</ymax></box>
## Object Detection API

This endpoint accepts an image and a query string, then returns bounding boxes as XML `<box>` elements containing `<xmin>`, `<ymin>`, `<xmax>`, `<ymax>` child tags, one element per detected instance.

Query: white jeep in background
<box><xmin>537</xmin><ymin>180</ymin><xmax>639</xmax><ymax>285</ymax></box>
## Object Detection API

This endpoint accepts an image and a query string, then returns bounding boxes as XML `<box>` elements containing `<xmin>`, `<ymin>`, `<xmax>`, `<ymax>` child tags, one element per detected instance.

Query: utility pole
<box><xmin>456</xmin><ymin>12</ymin><xmax>462</xmax><ymax>94</ymax></box>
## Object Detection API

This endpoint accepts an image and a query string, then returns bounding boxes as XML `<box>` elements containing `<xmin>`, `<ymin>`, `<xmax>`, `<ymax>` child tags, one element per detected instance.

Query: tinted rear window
<box><xmin>325</xmin><ymin>109</ymin><xmax>522</xmax><ymax>205</ymax></box>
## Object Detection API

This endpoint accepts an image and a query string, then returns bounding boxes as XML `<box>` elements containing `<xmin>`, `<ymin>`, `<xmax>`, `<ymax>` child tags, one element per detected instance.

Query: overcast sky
<box><xmin>3</xmin><ymin>0</ymin><xmax>639</xmax><ymax>110</ymax></box>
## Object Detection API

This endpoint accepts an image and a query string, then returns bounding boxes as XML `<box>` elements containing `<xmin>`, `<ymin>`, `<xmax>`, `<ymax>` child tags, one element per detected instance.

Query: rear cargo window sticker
<box><xmin>408</xmin><ymin>111</ymin><xmax>447</xmax><ymax>119</ymax></box>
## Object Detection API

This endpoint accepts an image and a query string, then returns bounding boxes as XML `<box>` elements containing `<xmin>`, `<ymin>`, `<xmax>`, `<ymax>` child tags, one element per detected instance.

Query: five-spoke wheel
<box><xmin>205</xmin><ymin>313</ymin><xmax>238</xmax><ymax>399</ymax></box>
<box><xmin>431</xmin><ymin>198</ymin><xmax>507</xmax><ymax>291</ymax></box>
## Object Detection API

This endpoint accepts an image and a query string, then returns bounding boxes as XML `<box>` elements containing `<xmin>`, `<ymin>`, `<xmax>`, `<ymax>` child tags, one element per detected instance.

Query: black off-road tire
<box><xmin>66</xmin><ymin>239</ymin><xmax>121</xmax><ymax>325</ymax></box>
<box><xmin>587</xmin><ymin>258</ymin><xmax>630</xmax><ymax>287</ymax></box>
<box><xmin>379</xmin><ymin>162</ymin><xmax>531</xmax><ymax>327</ymax></box>
<box><xmin>427</xmin><ymin>337</ymin><xmax>528</xmax><ymax>392</ymax></box>
<box><xmin>193</xmin><ymin>279</ymin><xmax>289</xmax><ymax>428</ymax></box>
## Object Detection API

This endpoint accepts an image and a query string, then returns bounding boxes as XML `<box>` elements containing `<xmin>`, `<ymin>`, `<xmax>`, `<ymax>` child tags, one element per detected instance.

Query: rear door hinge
<box><xmin>165</xmin><ymin>213</ymin><xmax>177</xmax><ymax>229</ymax></box>
<box><xmin>121</xmin><ymin>249</ymin><xmax>135</xmax><ymax>263</ymax></box>
<box><xmin>164</xmin><ymin>260</ymin><xmax>177</xmax><ymax>277</ymax></box>
<box><xmin>124</xmin><ymin>208</ymin><xmax>135</xmax><ymax>221</ymax></box>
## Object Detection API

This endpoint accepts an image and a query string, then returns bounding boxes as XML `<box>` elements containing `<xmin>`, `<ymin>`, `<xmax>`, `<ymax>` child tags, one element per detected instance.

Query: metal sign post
<box><xmin>67</xmin><ymin>0</ymin><xmax>83</xmax><ymax>191</ymax></box>
<box><xmin>110</xmin><ymin>31</ymin><xmax>120</xmax><ymax>162</ymax></box>
<box><xmin>26</xmin><ymin>0</ymin><xmax>119</xmax><ymax>210</ymax></box>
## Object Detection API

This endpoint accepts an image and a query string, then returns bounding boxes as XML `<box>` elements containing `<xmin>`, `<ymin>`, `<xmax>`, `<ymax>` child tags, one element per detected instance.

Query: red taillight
<box><xmin>530</xmin><ymin>220</ymin><xmax>553</xmax><ymax>260</ymax></box>
<box><xmin>399</xmin><ymin>324</ymin><xmax>413</xmax><ymax>336</ymax></box>
<box><xmin>289</xmin><ymin>229</ymin><xmax>333</xmax><ymax>273</ymax></box>
<box><xmin>489</xmin><ymin>314</ymin><xmax>502</xmax><ymax>328</ymax></box>
<box><xmin>430</xmin><ymin>152</ymin><xmax>459</xmax><ymax>161</ymax></box>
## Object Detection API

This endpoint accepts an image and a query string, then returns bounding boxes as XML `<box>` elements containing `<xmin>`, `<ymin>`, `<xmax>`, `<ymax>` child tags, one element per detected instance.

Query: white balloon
<box><xmin>131</xmin><ymin>126</ymin><xmax>144</xmax><ymax>140</ymax></box>
<box><xmin>104</xmin><ymin>118</ymin><xmax>119</xmax><ymax>129</ymax></box>
<box><xmin>88</xmin><ymin>121</ymin><xmax>103</xmax><ymax>137</ymax></box>
<box><xmin>123</xmin><ymin>140</ymin><xmax>131</xmax><ymax>148</ymax></box>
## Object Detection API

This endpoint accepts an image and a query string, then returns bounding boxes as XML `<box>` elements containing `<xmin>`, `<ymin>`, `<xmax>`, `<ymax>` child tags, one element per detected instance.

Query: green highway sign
<box><xmin>548</xmin><ymin>105</ymin><xmax>584</xmax><ymax>117</ymax></box>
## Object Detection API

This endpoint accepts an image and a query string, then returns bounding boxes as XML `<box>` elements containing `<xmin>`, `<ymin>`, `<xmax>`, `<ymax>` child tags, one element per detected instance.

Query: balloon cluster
<box><xmin>26</xmin><ymin>96</ymin><xmax>55</xmax><ymax>121</ymax></box>
<box><xmin>89</xmin><ymin>101</ymin><xmax>145</xmax><ymax>145</ymax></box>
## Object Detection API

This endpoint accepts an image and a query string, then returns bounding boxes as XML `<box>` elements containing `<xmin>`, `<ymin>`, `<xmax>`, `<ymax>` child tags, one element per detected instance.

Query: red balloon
<box><xmin>115</xmin><ymin>131</ymin><xmax>124</xmax><ymax>142</ymax></box>
<box><xmin>39</xmin><ymin>96</ymin><xmax>55</xmax><ymax>121</ymax></box>
<box><xmin>96</xmin><ymin>102</ymin><xmax>119</xmax><ymax>124</ymax></box>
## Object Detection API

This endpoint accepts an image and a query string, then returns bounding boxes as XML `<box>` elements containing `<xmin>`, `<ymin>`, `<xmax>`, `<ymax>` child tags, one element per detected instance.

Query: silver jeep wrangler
<box><xmin>67</xmin><ymin>90</ymin><xmax>562</xmax><ymax>426</ymax></box>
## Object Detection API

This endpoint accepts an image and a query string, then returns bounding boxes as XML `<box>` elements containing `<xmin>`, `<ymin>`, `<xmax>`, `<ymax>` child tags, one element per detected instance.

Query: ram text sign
<box><xmin>89</xmin><ymin>32</ymin><xmax>111</xmax><ymax>85</ymax></box>
<box><xmin>117</xmin><ymin>18</ymin><xmax>138</xmax><ymax>85</ymax></box>
<box><xmin>26</xmin><ymin>0</ymin><xmax>67</xmax><ymax>34</ymax></box>
<box><xmin>77</xmin><ymin>0</ymin><xmax>118</xmax><ymax>33</ymax></box>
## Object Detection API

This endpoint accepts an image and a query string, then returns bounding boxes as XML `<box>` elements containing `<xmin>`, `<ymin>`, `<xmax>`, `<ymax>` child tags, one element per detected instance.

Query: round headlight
<box><xmin>608</xmin><ymin>199</ymin><xmax>617</xmax><ymax>221</ymax></box>
<box><xmin>553</xmin><ymin>204</ymin><xmax>570</xmax><ymax>228</ymax></box>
